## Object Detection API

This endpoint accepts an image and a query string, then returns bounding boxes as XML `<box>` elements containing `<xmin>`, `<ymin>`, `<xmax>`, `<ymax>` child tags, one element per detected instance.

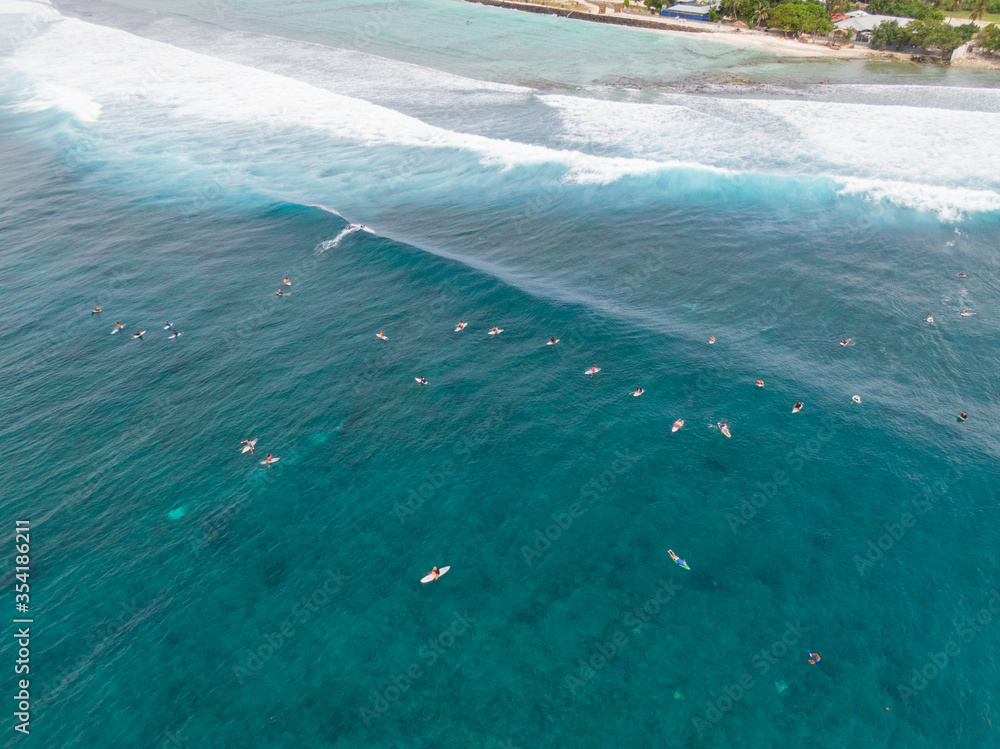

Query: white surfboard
<box><xmin>584</xmin><ymin>366</ymin><xmax>600</xmax><ymax>375</ymax></box>
<box><xmin>111</xmin><ymin>327</ymin><xmax>122</xmax><ymax>335</ymax></box>
<box><xmin>546</xmin><ymin>338</ymin><xmax>559</xmax><ymax>345</ymax></box>
<box><xmin>672</xmin><ymin>419</ymin><xmax>684</xmax><ymax>432</ymax></box>
<box><xmin>415</xmin><ymin>377</ymin><xmax>428</xmax><ymax>385</ymax></box>
<box><xmin>488</xmin><ymin>328</ymin><xmax>503</xmax><ymax>336</ymax></box>
<box><xmin>131</xmin><ymin>331</ymin><xmax>145</xmax><ymax>339</ymax></box>
<box><xmin>421</xmin><ymin>566</ymin><xmax>450</xmax><ymax>583</ymax></box>
<box><xmin>631</xmin><ymin>389</ymin><xmax>644</xmax><ymax>397</ymax></box>
<box><xmin>852</xmin><ymin>395</ymin><xmax>862</xmax><ymax>404</ymax></box>
<box><xmin>240</xmin><ymin>439</ymin><xmax>257</xmax><ymax>453</ymax></box>
<box><xmin>455</xmin><ymin>323</ymin><xmax>467</xmax><ymax>331</ymax></box>
<box><xmin>719</xmin><ymin>423</ymin><xmax>731</xmax><ymax>438</ymax></box>
<box><xmin>376</xmin><ymin>332</ymin><xmax>388</xmax><ymax>340</ymax></box>
<box><xmin>792</xmin><ymin>403</ymin><xmax>802</xmax><ymax>413</ymax></box>
<box><xmin>260</xmin><ymin>457</ymin><xmax>280</xmax><ymax>465</ymax></box>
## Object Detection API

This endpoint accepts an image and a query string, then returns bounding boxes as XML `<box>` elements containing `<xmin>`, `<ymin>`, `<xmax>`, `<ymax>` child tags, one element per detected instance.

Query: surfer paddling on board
<box><xmin>421</xmin><ymin>565</ymin><xmax>450</xmax><ymax>583</ymax></box>
<box><xmin>959</xmin><ymin>412</ymin><xmax>968</xmax><ymax>422</ymax></box>
<box><xmin>807</xmin><ymin>651</ymin><xmax>822</xmax><ymax>665</ymax></box>
<box><xmin>840</xmin><ymin>338</ymin><xmax>851</xmax><ymax>346</ymax></box>
<box><xmin>488</xmin><ymin>326</ymin><xmax>503</xmax><ymax>336</ymax></box>
<box><xmin>455</xmin><ymin>321</ymin><xmax>467</xmax><ymax>331</ymax></box>
<box><xmin>131</xmin><ymin>330</ymin><xmax>145</xmax><ymax>340</ymax></box>
<box><xmin>415</xmin><ymin>377</ymin><xmax>428</xmax><ymax>385</ymax></box>
<box><xmin>668</xmin><ymin>550</ymin><xmax>690</xmax><ymax>570</ymax></box>
<box><xmin>961</xmin><ymin>310</ymin><xmax>976</xmax><ymax>317</ymax></box>
<box><xmin>630</xmin><ymin>387</ymin><xmax>644</xmax><ymax>397</ymax></box>
<box><xmin>283</xmin><ymin>277</ymin><xmax>291</xmax><ymax>286</ymax></box>
<box><xmin>755</xmin><ymin>380</ymin><xmax>765</xmax><ymax>388</ymax></box>
<box><xmin>275</xmin><ymin>289</ymin><xmax>290</xmax><ymax>296</ymax></box>
<box><xmin>240</xmin><ymin>439</ymin><xmax>256</xmax><ymax>454</ymax></box>
<box><xmin>92</xmin><ymin>307</ymin><xmax>101</xmax><ymax>315</ymax></box>
<box><xmin>547</xmin><ymin>337</ymin><xmax>559</xmax><ymax>345</ymax></box>
<box><xmin>958</xmin><ymin>272</ymin><xmax>966</xmax><ymax>278</ymax></box>
<box><xmin>708</xmin><ymin>336</ymin><xmax>716</xmax><ymax>344</ymax></box>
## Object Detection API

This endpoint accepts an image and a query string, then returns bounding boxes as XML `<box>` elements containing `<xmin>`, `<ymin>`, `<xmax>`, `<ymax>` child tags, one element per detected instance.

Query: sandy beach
<box><xmin>467</xmin><ymin>0</ymin><xmax>914</xmax><ymax>60</ymax></box>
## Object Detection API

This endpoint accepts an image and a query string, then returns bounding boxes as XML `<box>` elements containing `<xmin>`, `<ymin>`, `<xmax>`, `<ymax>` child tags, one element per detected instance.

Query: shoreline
<box><xmin>464</xmin><ymin>0</ymin><xmax>921</xmax><ymax>61</ymax></box>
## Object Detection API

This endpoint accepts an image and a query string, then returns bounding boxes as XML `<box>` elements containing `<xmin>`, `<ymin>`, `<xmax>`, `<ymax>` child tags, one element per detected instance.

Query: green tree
<box><xmin>870</xmin><ymin>18</ymin><xmax>907</xmax><ymax>47</ymax></box>
<box><xmin>969</xmin><ymin>0</ymin><xmax>988</xmax><ymax>21</ymax></box>
<box><xmin>767</xmin><ymin>1</ymin><xmax>834</xmax><ymax>32</ymax></box>
<box><xmin>752</xmin><ymin>0</ymin><xmax>770</xmax><ymax>26</ymax></box>
<box><xmin>644</xmin><ymin>0</ymin><xmax>664</xmax><ymax>12</ymax></box>
<box><xmin>976</xmin><ymin>22</ymin><xmax>1000</xmax><ymax>50</ymax></box>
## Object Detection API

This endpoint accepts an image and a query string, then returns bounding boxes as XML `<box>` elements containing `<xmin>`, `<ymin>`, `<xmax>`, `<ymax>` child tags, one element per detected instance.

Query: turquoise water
<box><xmin>2</xmin><ymin>0</ymin><xmax>1000</xmax><ymax>746</ymax></box>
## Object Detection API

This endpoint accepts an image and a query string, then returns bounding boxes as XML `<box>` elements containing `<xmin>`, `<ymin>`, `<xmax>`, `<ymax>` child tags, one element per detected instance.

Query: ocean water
<box><xmin>2</xmin><ymin>0</ymin><xmax>1000</xmax><ymax>746</ymax></box>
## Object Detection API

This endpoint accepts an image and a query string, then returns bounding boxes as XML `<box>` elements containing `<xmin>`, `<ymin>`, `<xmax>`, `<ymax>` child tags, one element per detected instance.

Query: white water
<box><xmin>2</xmin><ymin>0</ymin><xmax>999</xmax><ymax>218</ymax></box>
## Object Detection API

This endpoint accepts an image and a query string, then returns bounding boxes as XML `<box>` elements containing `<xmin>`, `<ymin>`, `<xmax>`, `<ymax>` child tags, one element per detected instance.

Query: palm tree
<box><xmin>752</xmin><ymin>0</ymin><xmax>769</xmax><ymax>27</ymax></box>
<box><xmin>969</xmin><ymin>0</ymin><xmax>987</xmax><ymax>21</ymax></box>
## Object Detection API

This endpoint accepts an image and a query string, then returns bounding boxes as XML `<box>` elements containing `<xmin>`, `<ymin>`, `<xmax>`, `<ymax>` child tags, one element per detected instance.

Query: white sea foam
<box><xmin>542</xmin><ymin>92</ymin><xmax>1000</xmax><ymax>218</ymax></box>
<box><xmin>13</xmin><ymin>81</ymin><xmax>101</xmax><ymax>121</ymax></box>
<box><xmin>0</xmin><ymin>0</ymin><xmax>59</xmax><ymax>21</ymax></box>
<box><xmin>3</xmin><ymin>17</ymin><xmax>699</xmax><ymax>184</ymax></box>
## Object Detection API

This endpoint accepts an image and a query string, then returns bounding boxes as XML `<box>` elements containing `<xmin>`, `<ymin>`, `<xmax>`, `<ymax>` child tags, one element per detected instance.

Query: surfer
<box><xmin>807</xmin><ymin>651</ymin><xmax>822</xmax><ymax>665</ymax></box>
<box><xmin>430</xmin><ymin>566</ymin><xmax>441</xmax><ymax>580</ymax></box>
<box><xmin>961</xmin><ymin>310</ymin><xmax>976</xmax><ymax>317</ymax></box>
<box><xmin>376</xmin><ymin>330</ymin><xmax>388</xmax><ymax>340</ymax></box>
<box><xmin>840</xmin><ymin>338</ymin><xmax>851</xmax><ymax>346</ymax></box>
<box><xmin>672</xmin><ymin>419</ymin><xmax>684</xmax><ymax>432</ymax></box>
<box><xmin>793</xmin><ymin>401</ymin><xmax>803</xmax><ymax>413</ymax></box>
<box><xmin>131</xmin><ymin>330</ymin><xmax>144</xmax><ymax>340</ymax></box>
<box><xmin>240</xmin><ymin>439</ymin><xmax>256</xmax><ymax>454</ymax></box>
<box><xmin>718</xmin><ymin>422</ymin><xmax>731</xmax><ymax>438</ymax></box>
<box><xmin>630</xmin><ymin>387</ymin><xmax>644</xmax><ymax>397</ymax></box>
<box><xmin>489</xmin><ymin>326</ymin><xmax>502</xmax><ymax>336</ymax></box>
<box><xmin>455</xmin><ymin>321</ymin><xmax>467</xmax><ymax>331</ymax></box>
<box><xmin>852</xmin><ymin>395</ymin><xmax>862</xmax><ymax>404</ymax></box>
<box><xmin>415</xmin><ymin>376</ymin><xmax>428</xmax><ymax>385</ymax></box>
<box><xmin>547</xmin><ymin>337</ymin><xmax>558</xmax><ymax>345</ymax></box>
<box><xmin>164</xmin><ymin>322</ymin><xmax>173</xmax><ymax>330</ymax></box>
<box><xmin>708</xmin><ymin>336</ymin><xmax>716</xmax><ymax>344</ymax></box>
<box><xmin>959</xmin><ymin>412</ymin><xmax>968</xmax><ymax>421</ymax></box>
<box><xmin>262</xmin><ymin>453</ymin><xmax>276</xmax><ymax>467</ymax></box>
<box><xmin>283</xmin><ymin>277</ymin><xmax>291</xmax><ymax>286</ymax></box>
<box><xmin>113</xmin><ymin>322</ymin><xmax>124</xmax><ymax>333</ymax></box>
<box><xmin>958</xmin><ymin>272</ymin><xmax>966</xmax><ymax>278</ymax></box>
<box><xmin>169</xmin><ymin>329</ymin><xmax>182</xmax><ymax>339</ymax></box>
<box><xmin>275</xmin><ymin>289</ymin><xmax>289</xmax><ymax>296</ymax></box>
<box><xmin>755</xmin><ymin>380</ymin><xmax>765</xmax><ymax>388</ymax></box>
<box><xmin>668</xmin><ymin>550</ymin><xmax>689</xmax><ymax>569</ymax></box>
<box><xmin>585</xmin><ymin>366</ymin><xmax>600</xmax><ymax>376</ymax></box>
<box><xmin>92</xmin><ymin>307</ymin><xmax>101</xmax><ymax>314</ymax></box>
<box><xmin>924</xmin><ymin>314</ymin><xmax>934</xmax><ymax>324</ymax></box>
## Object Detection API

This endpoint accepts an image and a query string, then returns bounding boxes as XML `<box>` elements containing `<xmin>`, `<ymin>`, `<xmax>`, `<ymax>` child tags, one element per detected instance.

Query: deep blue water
<box><xmin>2</xmin><ymin>0</ymin><xmax>1000</xmax><ymax>747</ymax></box>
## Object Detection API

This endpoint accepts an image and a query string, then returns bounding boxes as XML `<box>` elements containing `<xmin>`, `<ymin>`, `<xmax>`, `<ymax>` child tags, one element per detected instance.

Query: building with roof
<box><xmin>834</xmin><ymin>10</ymin><xmax>913</xmax><ymax>40</ymax></box>
<box><xmin>660</xmin><ymin>2</ymin><xmax>716</xmax><ymax>21</ymax></box>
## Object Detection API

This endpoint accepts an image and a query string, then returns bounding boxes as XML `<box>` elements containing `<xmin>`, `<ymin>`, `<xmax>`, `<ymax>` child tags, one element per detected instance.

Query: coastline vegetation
<box><xmin>870</xmin><ymin>16</ymin><xmax>979</xmax><ymax>50</ymax></box>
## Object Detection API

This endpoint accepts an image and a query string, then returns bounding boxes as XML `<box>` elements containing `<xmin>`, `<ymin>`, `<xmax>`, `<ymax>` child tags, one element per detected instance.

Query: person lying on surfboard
<box><xmin>92</xmin><ymin>307</ymin><xmax>101</xmax><ymax>314</ymax></box>
<box><xmin>283</xmin><ymin>277</ymin><xmax>291</xmax><ymax>286</ymax></box>
<box><xmin>547</xmin><ymin>337</ymin><xmax>558</xmax><ymax>345</ymax></box>
<box><xmin>959</xmin><ymin>412</ymin><xmax>968</xmax><ymax>421</ymax></box>
<box><xmin>840</xmin><ymin>338</ymin><xmax>851</xmax><ymax>346</ymax></box>
<box><xmin>807</xmin><ymin>651</ymin><xmax>822</xmax><ymax>665</ymax></box>
<box><xmin>668</xmin><ymin>550</ymin><xmax>689</xmax><ymax>570</ymax></box>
